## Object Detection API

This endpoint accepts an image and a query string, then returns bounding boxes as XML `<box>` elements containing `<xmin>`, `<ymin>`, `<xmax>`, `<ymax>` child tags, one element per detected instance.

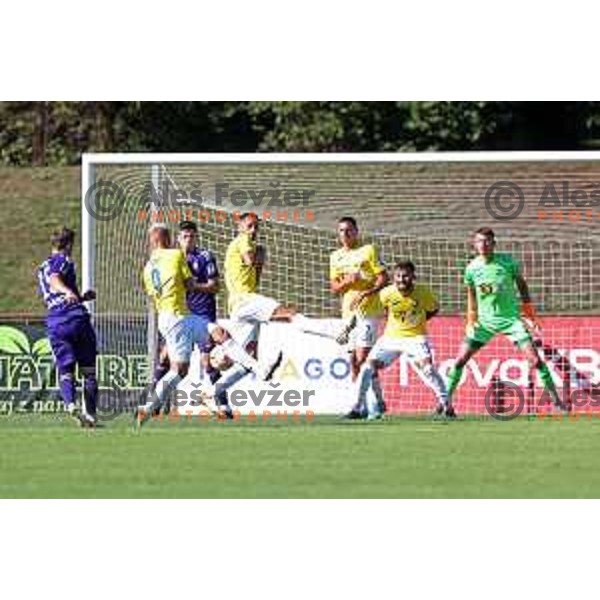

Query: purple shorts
<box><xmin>47</xmin><ymin>314</ymin><xmax>97</xmax><ymax>373</ymax></box>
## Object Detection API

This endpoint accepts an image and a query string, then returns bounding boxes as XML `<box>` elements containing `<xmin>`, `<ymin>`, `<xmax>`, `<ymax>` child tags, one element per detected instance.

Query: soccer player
<box><xmin>330</xmin><ymin>216</ymin><xmax>388</xmax><ymax>419</ymax></box>
<box><xmin>355</xmin><ymin>261</ymin><xmax>450</xmax><ymax>420</ymax></box>
<box><xmin>37</xmin><ymin>227</ymin><xmax>98</xmax><ymax>427</ymax></box>
<box><xmin>139</xmin><ymin>224</ymin><xmax>277</xmax><ymax>425</ymax></box>
<box><xmin>178</xmin><ymin>220</ymin><xmax>232</xmax><ymax>416</ymax></box>
<box><xmin>206</xmin><ymin>212</ymin><xmax>325</xmax><ymax>401</ymax></box>
<box><xmin>445</xmin><ymin>227</ymin><xmax>562</xmax><ymax>410</ymax></box>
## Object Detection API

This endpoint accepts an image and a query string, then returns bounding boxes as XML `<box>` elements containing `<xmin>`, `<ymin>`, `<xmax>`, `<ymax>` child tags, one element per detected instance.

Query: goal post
<box><xmin>80</xmin><ymin>152</ymin><xmax>600</xmax><ymax>417</ymax></box>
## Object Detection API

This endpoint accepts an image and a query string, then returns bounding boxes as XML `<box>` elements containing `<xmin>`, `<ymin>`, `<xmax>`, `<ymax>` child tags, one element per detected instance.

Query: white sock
<box><xmin>421</xmin><ymin>364</ymin><xmax>448</xmax><ymax>406</ymax></box>
<box><xmin>369</xmin><ymin>372</ymin><xmax>385</xmax><ymax>411</ymax></box>
<box><xmin>357</xmin><ymin>365</ymin><xmax>375</xmax><ymax>413</ymax></box>
<box><xmin>215</xmin><ymin>364</ymin><xmax>251</xmax><ymax>397</ymax></box>
<box><xmin>291</xmin><ymin>313</ymin><xmax>333</xmax><ymax>339</ymax></box>
<box><xmin>142</xmin><ymin>370</ymin><xmax>182</xmax><ymax>413</ymax></box>
<box><xmin>220</xmin><ymin>338</ymin><xmax>261</xmax><ymax>374</ymax></box>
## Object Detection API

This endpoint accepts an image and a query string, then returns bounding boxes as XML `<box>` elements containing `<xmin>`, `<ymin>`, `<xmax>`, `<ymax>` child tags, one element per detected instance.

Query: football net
<box><xmin>83</xmin><ymin>155</ymin><xmax>600</xmax><ymax>416</ymax></box>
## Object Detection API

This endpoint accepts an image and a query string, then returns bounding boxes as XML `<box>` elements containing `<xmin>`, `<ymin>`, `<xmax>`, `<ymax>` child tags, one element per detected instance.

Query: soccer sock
<box><xmin>366</xmin><ymin>371</ymin><xmax>385</xmax><ymax>415</ymax></box>
<box><xmin>207</xmin><ymin>365</ymin><xmax>222</xmax><ymax>384</ymax></box>
<box><xmin>446</xmin><ymin>365</ymin><xmax>464</xmax><ymax>398</ymax></box>
<box><xmin>142</xmin><ymin>370</ymin><xmax>182</xmax><ymax>414</ymax></box>
<box><xmin>290</xmin><ymin>314</ymin><xmax>332</xmax><ymax>338</ymax></box>
<box><xmin>208</xmin><ymin>366</ymin><xmax>230</xmax><ymax>406</ymax></box>
<box><xmin>421</xmin><ymin>364</ymin><xmax>448</xmax><ymax>406</ymax></box>
<box><xmin>153</xmin><ymin>362</ymin><xmax>169</xmax><ymax>387</ymax></box>
<box><xmin>537</xmin><ymin>362</ymin><xmax>561</xmax><ymax>405</ymax></box>
<box><xmin>371</xmin><ymin>373</ymin><xmax>385</xmax><ymax>410</ymax></box>
<box><xmin>83</xmin><ymin>374</ymin><xmax>98</xmax><ymax>417</ymax></box>
<box><xmin>350</xmin><ymin>371</ymin><xmax>367</xmax><ymax>413</ymax></box>
<box><xmin>220</xmin><ymin>339</ymin><xmax>261</xmax><ymax>374</ymax></box>
<box><xmin>214</xmin><ymin>364</ymin><xmax>250</xmax><ymax>398</ymax></box>
<box><xmin>357</xmin><ymin>365</ymin><xmax>375</xmax><ymax>414</ymax></box>
<box><xmin>59</xmin><ymin>372</ymin><xmax>76</xmax><ymax>408</ymax></box>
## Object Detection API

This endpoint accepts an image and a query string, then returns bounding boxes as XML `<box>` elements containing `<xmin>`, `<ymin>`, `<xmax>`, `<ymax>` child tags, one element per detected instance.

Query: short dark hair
<box><xmin>474</xmin><ymin>227</ymin><xmax>495</xmax><ymax>239</ymax></box>
<box><xmin>338</xmin><ymin>216</ymin><xmax>358</xmax><ymax>230</ymax></box>
<box><xmin>394</xmin><ymin>260</ymin><xmax>415</xmax><ymax>274</ymax></box>
<box><xmin>51</xmin><ymin>227</ymin><xmax>75</xmax><ymax>251</ymax></box>
<box><xmin>179</xmin><ymin>220</ymin><xmax>197</xmax><ymax>233</ymax></box>
<box><xmin>240</xmin><ymin>212</ymin><xmax>259</xmax><ymax>222</ymax></box>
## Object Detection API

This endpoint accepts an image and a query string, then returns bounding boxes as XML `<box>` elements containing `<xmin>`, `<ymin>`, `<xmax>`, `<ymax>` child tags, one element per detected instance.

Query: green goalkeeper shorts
<box><xmin>467</xmin><ymin>318</ymin><xmax>533</xmax><ymax>349</ymax></box>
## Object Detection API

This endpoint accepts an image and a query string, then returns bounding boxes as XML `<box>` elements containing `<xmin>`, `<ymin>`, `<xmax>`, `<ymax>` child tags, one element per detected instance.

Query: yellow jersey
<box><xmin>143</xmin><ymin>248</ymin><xmax>191</xmax><ymax>316</ymax></box>
<box><xmin>329</xmin><ymin>243</ymin><xmax>385</xmax><ymax>318</ymax></box>
<box><xmin>379</xmin><ymin>283</ymin><xmax>438</xmax><ymax>338</ymax></box>
<box><xmin>224</xmin><ymin>233</ymin><xmax>258</xmax><ymax>313</ymax></box>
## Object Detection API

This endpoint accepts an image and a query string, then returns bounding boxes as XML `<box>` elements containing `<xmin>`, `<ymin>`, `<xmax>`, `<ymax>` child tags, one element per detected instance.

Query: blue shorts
<box><xmin>47</xmin><ymin>314</ymin><xmax>97</xmax><ymax>373</ymax></box>
<box><xmin>187</xmin><ymin>315</ymin><xmax>214</xmax><ymax>353</ymax></box>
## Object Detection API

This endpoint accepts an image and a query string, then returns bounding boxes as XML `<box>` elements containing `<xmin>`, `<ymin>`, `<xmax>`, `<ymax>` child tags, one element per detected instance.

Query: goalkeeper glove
<box><xmin>521</xmin><ymin>301</ymin><xmax>541</xmax><ymax>333</ymax></box>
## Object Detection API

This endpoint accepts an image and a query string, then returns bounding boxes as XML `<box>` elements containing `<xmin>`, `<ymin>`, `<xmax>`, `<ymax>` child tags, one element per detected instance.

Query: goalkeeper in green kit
<box><xmin>446</xmin><ymin>227</ymin><xmax>563</xmax><ymax>411</ymax></box>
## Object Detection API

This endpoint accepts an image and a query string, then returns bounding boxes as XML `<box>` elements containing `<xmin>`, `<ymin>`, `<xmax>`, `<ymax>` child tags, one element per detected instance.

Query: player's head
<box><xmin>393</xmin><ymin>261</ymin><xmax>416</xmax><ymax>293</ymax></box>
<box><xmin>239</xmin><ymin>212</ymin><xmax>259</xmax><ymax>239</ymax></box>
<box><xmin>178</xmin><ymin>220</ymin><xmax>197</xmax><ymax>253</ymax></box>
<box><xmin>337</xmin><ymin>216</ymin><xmax>358</xmax><ymax>248</ymax></box>
<box><xmin>472</xmin><ymin>227</ymin><xmax>496</xmax><ymax>257</ymax></box>
<box><xmin>51</xmin><ymin>227</ymin><xmax>75</xmax><ymax>255</ymax></box>
<box><xmin>148</xmin><ymin>224</ymin><xmax>171</xmax><ymax>250</ymax></box>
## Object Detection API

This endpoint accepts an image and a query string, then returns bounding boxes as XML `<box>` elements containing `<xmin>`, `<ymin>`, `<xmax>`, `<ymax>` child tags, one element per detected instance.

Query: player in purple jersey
<box><xmin>37</xmin><ymin>228</ymin><xmax>98</xmax><ymax>427</ymax></box>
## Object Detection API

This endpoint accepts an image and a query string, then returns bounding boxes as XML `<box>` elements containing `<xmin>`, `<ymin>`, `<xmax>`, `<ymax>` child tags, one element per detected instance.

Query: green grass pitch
<box><xmin>2</xmin><ymin>413</ymin><xmax>600</xmax><ymax>498</ymax></box>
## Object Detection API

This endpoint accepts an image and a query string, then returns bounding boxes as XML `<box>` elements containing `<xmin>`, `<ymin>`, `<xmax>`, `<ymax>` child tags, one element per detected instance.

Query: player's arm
<box><xmin>186</xmin><ymin>278</ymin><xmax>219</xmax><ymax>294</ymax></box>
<box><xmin>48</xmin><ymin>273</ymin><xmax>79</xmax><ymax>304</ymax></box>
<box><xmin>240</xmin><ymin>236</ymin><xmax>264</xmax><ymax>282</ymax></box>
<box><xmin>466</xmin><ymin>285</ymin><xmax>478</xmax><ymax>333</ymax></box>
<box><xmin>515</xmin><ymin>273</ymin><xmax>532</xmax><ymax>303</ymax></box>
<box><xmin>186</xmin><ymin>251</ymin><xmax>220</xmax><ymax>294</ymax></box>
<box><xmin>349</xmin><ymin>245</ymin><xmax>388</xmax><ymax>307</ymax></box>
<box><xmin>188</xmin><ymin>252</ymin><xmax>219</xmax><ymax>294</ymax></box>
<box><xmin>425</xmin><ymin>290</ymin><xmax>440</xmax><ymax>320</ymax></box>
<box><xmin>515</xmin><ymin>273</ymin><xmax>540</xmax><ymax>329</ymax></box>
<box><xmin>330</xmin><ymin>272</ymin><xmax>360</xmax><ymax>294</ymax></box>
<box><xmin>349</xmin><ymin>270</ymin><xmax>389</xmax><ymax>307</ymax></box>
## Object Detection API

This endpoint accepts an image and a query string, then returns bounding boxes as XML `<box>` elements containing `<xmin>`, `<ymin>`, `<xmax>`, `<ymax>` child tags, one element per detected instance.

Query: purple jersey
<box><xmin>186</xmin><ymin>247</ymin><xmax>218</xmax><ymax>321</ymax></box>
<box><xmin>37</xmin><ymin>253</ymin><xmax>88</xmax><ymax>321</ymax></box>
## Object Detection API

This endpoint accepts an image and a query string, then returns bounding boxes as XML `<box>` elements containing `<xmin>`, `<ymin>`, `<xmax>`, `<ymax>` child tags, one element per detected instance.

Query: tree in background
<box><xmin>1</xmin><ymin>101</ymin><xmax>600</xmax><ymax>166</ymax></box>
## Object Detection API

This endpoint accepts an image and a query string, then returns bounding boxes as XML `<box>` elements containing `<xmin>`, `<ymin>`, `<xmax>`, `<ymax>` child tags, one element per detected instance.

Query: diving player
<box><xmin>201</xmin><ymin>212</ymin><xmax>329</xmax><ymax>402</ymax></box>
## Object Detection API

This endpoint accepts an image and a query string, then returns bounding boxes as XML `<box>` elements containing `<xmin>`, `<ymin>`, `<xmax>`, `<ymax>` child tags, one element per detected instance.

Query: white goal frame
<box><xmin>81</xmin><ymin>150</ymin><xmax>600</xmax><ymax>305</ymax></box>
<box><xmin>80</xmin><ymin>151</ymin><xmax>600</xmax><ymax>416</ymax></box>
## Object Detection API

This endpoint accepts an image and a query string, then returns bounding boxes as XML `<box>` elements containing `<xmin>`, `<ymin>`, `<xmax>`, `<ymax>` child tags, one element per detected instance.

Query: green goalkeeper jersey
<box><xmin>464</xmin><ymin>253</ymin><xmax>521</xmax><ymax>327</ymax></box>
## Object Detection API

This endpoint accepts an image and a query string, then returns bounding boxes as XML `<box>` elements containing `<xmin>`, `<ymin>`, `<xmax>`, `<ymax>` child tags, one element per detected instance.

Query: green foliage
<box><xmin>2</xmin><ymin>101</ymin><xmax>600</xmax><ymax>165</ymax></box>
